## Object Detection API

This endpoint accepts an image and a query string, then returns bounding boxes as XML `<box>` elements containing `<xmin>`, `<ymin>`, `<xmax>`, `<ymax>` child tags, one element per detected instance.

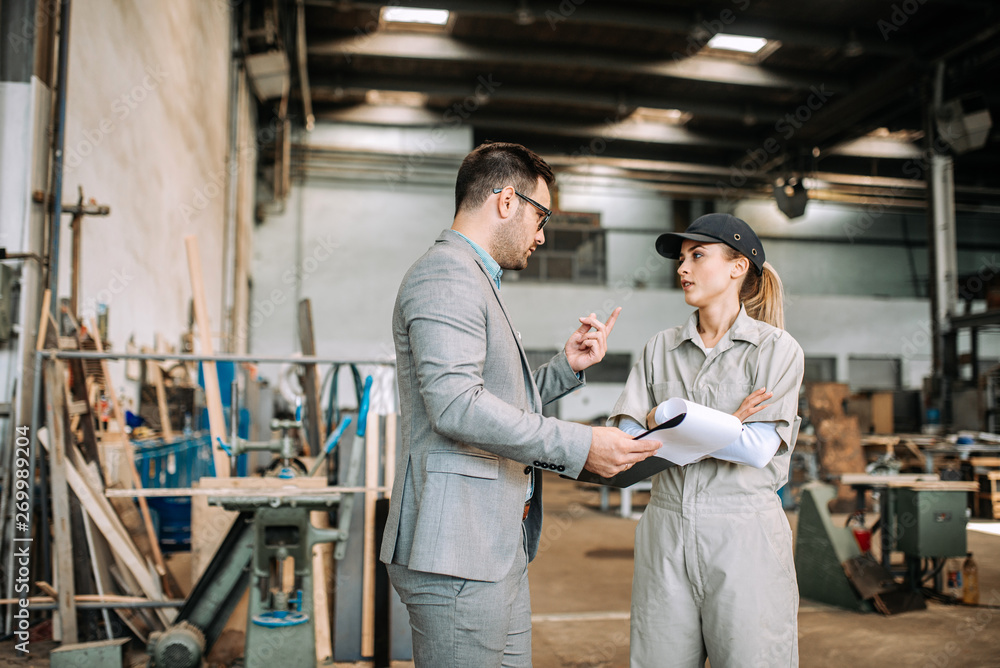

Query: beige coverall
<box><xmin>609</xmin><ymin>306</ymin><xmax>804</xmax><ymax>668</ymax></box>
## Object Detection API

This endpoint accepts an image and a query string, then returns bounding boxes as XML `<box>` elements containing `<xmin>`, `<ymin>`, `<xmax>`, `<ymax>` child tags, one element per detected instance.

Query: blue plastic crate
<box><xmin>133</xmin><ymin>432</ymin><xmax>216</xmax><ymax>553</ymax></box>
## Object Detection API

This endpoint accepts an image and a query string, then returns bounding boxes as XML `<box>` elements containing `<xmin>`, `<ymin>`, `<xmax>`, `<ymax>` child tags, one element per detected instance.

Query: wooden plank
<box><xmin>840</xmin><ymin>473</ymin><xmax>940</xmax><ymax>485</ymax></box>
<box><xmin>361</xmin><ymin>411</ymin><xmax>379</xmax><ymax>657</ymax></box>
<box><xmin>184</xmin><ymin>235</ymin><xmax>229</xmax><ymax>477</ymax></box>
<box><xmin>312</xmin><ymin>511</ymin><xmax>333</xmax><ymax>666</ymax></box>
<box><xmin>106</xmin><ymin>485</ymin><xmax>386</xmax><ymax>498</ymax></box>
<box><xmin>62</xmin><ymin>347</ymin><xmax>104</xmax><ymax>481</ymax></box>
<box><xmin>806</xmin><ymin>382</ymin><xmax>850</xmax><ymax>425</ymax></box>
<box><xmin>80</xmin><ymin>514</ymin><xmax>114</xmax><ymax>639</ymax></box>
<box><xmin>38</xmin><ymin>428</ymin><xmax>173</xmax><ymax>628</ymax></box>
<box><xmin>43</xmin><ymin>361</ymin><xmax>79</xmax><ymax>643</ymax></box>
<box><xmin>816</xmin><ymin>415</ymin><xmax>867</xmax><ymax>511</ymax></box>
<box><xmin>149</xmin><ymin>355</ymin><xmax>175</xmax><ymax>441</ymax></box>
<box><xmin>970</xmin><ymin>457</ymin><xmax>1000</xmax><ymax>468</ymax></box>
<box><xmin>297</xmin><ymin>299</ymin><xmax>323</xmax><ymax>456</ymax></box>
<box><xmin>872</xmin><ymin>392</ymin><xmax>894</xmax><ymax>435</ymax></box>
<box><xmin>0</xmin><ymin>594</ymin><xmax>178</xmax><ymax>605</ymax></box>
<box><xmin>88</xmin><ymin>318</ymin><xmax>172</xmax><ymax>596</ymax></box>
<box><xmin>35</xmin><ymin>289</ymin><xmax>52</xmax><ymax>350</ymax></box>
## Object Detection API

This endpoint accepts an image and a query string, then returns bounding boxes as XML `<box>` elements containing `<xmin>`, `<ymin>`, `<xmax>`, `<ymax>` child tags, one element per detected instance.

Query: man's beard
<box><xmin>489</xmin><ymin>209</ymin><xmax>531</xmax><ymax>271</ymax></box>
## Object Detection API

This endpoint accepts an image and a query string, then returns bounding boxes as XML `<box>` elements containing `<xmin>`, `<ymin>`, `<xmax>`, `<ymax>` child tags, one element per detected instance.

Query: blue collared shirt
<box><xmin>455</xmin><ymin>232</ymin><xmax>503</xmax><ymax>290</ymax></box>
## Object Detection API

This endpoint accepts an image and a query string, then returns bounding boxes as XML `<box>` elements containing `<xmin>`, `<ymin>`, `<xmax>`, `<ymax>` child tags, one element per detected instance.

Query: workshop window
<box><xmin>506</xmin><ymin>211</ymin><xmax>606</xmax><ymax>285</ymax></box>
<box><xmin>803</xmin><ymin>356</ymin><xmax>837</xmax><ymax>384</ymax></box>
<box><xmin>848</xmin><ymin>356</ymin><xmax>901</xmax><ymax>392</ymax></box>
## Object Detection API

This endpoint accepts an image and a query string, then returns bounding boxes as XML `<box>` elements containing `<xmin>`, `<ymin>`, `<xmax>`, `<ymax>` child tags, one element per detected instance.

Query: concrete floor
<box><xmin>2</xmin><ymin>474</ymin><xmax>998</xmax><ymax>667</ymax></box>
<box><xmin>529</xmin><ymin>473</ymin><xmax>1000</xmax><ymax>668</ymax></box>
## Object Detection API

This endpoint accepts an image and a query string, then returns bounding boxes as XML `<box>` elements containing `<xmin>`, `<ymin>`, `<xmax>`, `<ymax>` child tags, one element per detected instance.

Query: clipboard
<box><xmin>567</xmin><ymin>414</ymin><xmax>684</xmax><ymax>488</ymax></box>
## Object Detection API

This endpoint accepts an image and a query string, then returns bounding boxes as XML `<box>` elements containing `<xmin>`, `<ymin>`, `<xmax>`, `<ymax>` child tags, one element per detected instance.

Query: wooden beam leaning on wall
<box><xmin>38</xmin><ymin>413</ymin><xmax>173</xmax><ymax>632</ymax></box>
<box><xmin>184</xmin><ymin>235</ymin><xmax>229</xmax><ymax>477</ymax></box>
<box><xmin>43</xmin><ymin>359</ymin><xmax>78</xmax><ymax>644</ymax></box>
<box><xmin>296</xmin><ymin>299</ymin><xmax>323</xmax><ymax>456</ymax></box>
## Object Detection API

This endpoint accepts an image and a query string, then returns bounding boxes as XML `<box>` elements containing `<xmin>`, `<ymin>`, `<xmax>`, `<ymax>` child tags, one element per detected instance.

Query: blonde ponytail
<box><xmin>742</xmin><ymin>261</ymin><xmax>785</xmax><ymax>329</ymax></box>
<box><xmin>723</xmin><ymin>247</ymin><xmax>785</xmax><ymax>329</ymax></box>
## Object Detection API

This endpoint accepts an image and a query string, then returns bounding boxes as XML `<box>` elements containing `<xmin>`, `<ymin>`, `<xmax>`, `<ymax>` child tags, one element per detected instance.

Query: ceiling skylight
<box><xmin>706</xmin><ymin>34</ymin><xmax>769</xmax><ymax>54</ymax></box>
<box><xmin>382</xmin><ymin>7</ymin><xmax>450</xmax><ymax>25</ymax></box>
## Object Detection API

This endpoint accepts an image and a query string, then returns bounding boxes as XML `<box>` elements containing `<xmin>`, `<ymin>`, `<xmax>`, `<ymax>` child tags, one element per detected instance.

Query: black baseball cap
<box><xmin>655</xmin><ymin>213</ymin><xmax>765</xmax><ymax>275</ymax></box>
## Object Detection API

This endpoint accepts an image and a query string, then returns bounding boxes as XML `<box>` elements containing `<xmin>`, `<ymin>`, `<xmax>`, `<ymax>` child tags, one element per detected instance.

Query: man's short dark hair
<box><xmin>454</xmin><ymin>141</ymin><xmax>554</xmax><ymax>217</ymax></box>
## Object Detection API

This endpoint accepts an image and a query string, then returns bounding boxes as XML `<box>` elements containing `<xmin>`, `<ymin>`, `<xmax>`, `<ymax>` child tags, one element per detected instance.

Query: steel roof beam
<box><xmin>307</xmin><ymin>74</ymin><xmax>789</xmax><ymax>124</ymax></box>
<box><xmin>309</xmin><ymin>0</ymin><xmax>912</xmax><ymax>58</ymax></box>
<box><xmin>309</xmin><ymin>32</ymin><xmax>850</xmax><ymax>92</ymax></box>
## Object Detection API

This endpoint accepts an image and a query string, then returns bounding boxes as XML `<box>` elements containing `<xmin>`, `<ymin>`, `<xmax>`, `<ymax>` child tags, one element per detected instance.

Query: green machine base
<box><xmin>794</xmin><ymin>482</ymin><xmax>873</xmax><ymax>612</ymax></box>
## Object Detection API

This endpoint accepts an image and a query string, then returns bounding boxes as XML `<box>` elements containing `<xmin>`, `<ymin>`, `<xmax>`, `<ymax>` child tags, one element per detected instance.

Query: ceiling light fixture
<box><xmin>773</xmin><ymin>176</ymin><xmax>809</xmax><ymax>219</ymax></box>
<box><xmin>632</xmin><ymin>107</ymin><xmax>693</xmax><ymax>125</ymax></box>
<box><xmin>365</xmin><ymin>90</ymin><xmax>429</xmax><ymax>107</ymax></box>
<box><xmin>382</xmin><ymin>7</ymin><xmax>451</xmax><ymax>25</ymax></box>
<box><xmin>706</xmin><ymin>33</ymin><xmax>769</xmax><ymax>54</ymax></box>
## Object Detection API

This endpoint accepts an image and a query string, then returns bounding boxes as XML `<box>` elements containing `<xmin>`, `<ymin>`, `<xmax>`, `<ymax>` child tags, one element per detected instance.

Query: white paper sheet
<box><xmin>638</xmin><ymin>397</ymin><xmax>744</xmax><ymax>466</ymax></box>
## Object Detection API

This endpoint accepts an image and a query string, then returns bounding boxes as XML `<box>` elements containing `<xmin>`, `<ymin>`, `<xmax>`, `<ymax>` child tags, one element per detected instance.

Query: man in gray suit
<box><xmin>382</xmin><ymin>141</ymin><xmax>659</xmax><ymax>666</ymax></box>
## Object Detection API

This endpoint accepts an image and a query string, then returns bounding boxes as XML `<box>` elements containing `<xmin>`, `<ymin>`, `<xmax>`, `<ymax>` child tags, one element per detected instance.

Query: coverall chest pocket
<box><xmin>651</xmin><ymin>381</ymin><xmax>686</xmax><ymax>404</ymax></box>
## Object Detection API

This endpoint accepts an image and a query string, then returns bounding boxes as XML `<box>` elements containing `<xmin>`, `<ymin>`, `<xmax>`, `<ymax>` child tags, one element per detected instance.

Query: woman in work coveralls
<box><xmin>609</xmin><ymin>213</ymin><xmax>804</xmax><ymax>668</ymax></box>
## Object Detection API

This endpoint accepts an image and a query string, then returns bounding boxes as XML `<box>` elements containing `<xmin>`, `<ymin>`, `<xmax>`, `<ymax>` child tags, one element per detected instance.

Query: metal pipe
<box><xmin>229</xmin><ymin>380</ymin><xmax>239</xmax><ymax>476</ymax></box>
<box><xmin>22</xmin><ymin>600</ymin><xmax>186</xmax><ymax>611</ymax></box>
<box><xmin>296</xmin><ymin>0</ymin><xmax>315</xmax><ymax>131</ymax></box>
<box><xmin>39</xmin><ymin>350</ymin><xmax>394</xmax><ymax>365</ymax></box>
<box><xmin>47</xmin><ymin>0</ymin><xmax>73</xmax><ymax>322</ymax></box>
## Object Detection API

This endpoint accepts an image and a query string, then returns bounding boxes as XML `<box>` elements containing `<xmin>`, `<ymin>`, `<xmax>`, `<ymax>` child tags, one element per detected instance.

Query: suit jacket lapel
<box><xmin>439</xmin><ymin>231</ymin><xmax>537</xmax><ymax>401</ymax></box>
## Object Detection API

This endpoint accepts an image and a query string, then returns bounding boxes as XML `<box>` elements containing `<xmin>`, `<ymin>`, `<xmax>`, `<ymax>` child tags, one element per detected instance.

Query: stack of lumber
<box><xmin>807</xmin><ymin>382</ymin><xmax>868</xmax><ymax>511</ymax></box>
<box><xmin>27</xmin><ymin>292</ymin><xmax>183</xmax><ymax>645</ymax></box>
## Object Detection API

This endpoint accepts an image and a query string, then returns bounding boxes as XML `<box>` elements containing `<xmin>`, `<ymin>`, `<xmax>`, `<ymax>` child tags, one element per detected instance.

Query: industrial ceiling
<box><xmin>245</xmin><ymin>0</ymin><xmax>1000</xmax><ymax>214</ymax></box>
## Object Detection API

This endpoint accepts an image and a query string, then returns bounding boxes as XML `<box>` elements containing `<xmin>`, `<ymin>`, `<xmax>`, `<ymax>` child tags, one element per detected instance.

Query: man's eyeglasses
<box><xmin>493</xmin><ymin>187</ymin><xmax>552</xmax><ymax>230</ymax></box>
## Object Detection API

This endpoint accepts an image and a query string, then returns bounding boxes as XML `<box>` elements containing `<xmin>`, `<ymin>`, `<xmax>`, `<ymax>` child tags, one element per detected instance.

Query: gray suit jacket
<box><xmin>381</xmin><ymin>229</ymin><xmax>593</xmax><ymax>582</ymax></box>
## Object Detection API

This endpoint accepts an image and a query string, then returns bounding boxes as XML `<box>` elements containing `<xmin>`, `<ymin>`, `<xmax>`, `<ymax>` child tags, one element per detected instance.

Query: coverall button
<box><xmin>557</xmin><ymin>465</ymin><xmax>565</xmax><ymax>472</ymax></box>
<box><xmin>524</xmin><ymin>466</ymin><xmax>531</xmax><ymax>475</ymax></box>
<box><xmin>533</xmin><ymin>461</ymin><xmax>541</xmax><ymax>467</ymax></box>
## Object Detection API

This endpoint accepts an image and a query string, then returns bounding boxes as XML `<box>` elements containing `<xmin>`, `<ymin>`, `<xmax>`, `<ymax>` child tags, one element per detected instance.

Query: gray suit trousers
<box><xmin>386</xmin><ymin>525</ymin><xmax>532</xmax><ymax>668</ymax></box>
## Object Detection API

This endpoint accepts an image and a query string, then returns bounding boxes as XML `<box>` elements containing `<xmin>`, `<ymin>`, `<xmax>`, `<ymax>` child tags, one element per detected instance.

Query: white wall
<box><xmin>57</xmin><ymin>1</ymin><xmax>232</xmax><ymax>389</ymax></box>
<box><xmin>250</xmin><ymin>122</ymin><xmax>1000</xmax><ymax>422</ymax></box>
<box><xmin>249</xmin><ymin>124</ymin><xmax>471</xmax><ymax>366</ymax></box>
